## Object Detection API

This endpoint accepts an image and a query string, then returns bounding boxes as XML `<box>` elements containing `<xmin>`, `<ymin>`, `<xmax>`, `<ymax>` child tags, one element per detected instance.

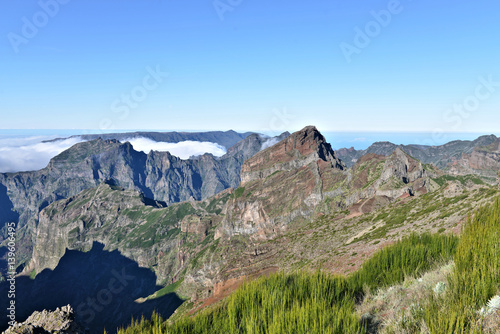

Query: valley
<box><xmin>1</xmin><ymin>126</ymin><xmax>499</xmax><ymax>333</ymax></box>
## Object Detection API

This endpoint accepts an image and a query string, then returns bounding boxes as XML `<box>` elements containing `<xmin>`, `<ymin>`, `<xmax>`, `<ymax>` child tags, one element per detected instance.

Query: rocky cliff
<box><xmin>216</xmin><ymin>126</ymin><xmax>347</xmax><ymax>241</ymax></box>
<box><xmin>9</xmin><ymin>126</ymin><xmax>499</xmax><ymax>333</ymax></box>
<box><xmin>26</xmin><ymin>181</ymin><xmax>229</xmax><ymax>282</ymax></box>
<box><xmin>0</xmin><ymin>132</ymin><xmax>288</xmax><ymax>274</ymax></box>
<box><xmin>4</xmin><ymin>305</ymin><xmax>84</xmax><ymax>334</ymax></box>
<box><xmin>336</xmin><ymin>134</ymin><xmax>499</xmax><ymax>169</ymax></box>
<box><xmin>216</xmin><ymin>127</ymin><xmax>431</xmax><ymax>241</ymax></box>
<box><xmin>446</xmin><ymin>137</ymin><xmax>500</xmax><ymax>180</ymax></box>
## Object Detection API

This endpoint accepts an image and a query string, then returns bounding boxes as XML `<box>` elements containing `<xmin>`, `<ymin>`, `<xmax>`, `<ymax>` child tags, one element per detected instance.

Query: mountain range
<box><xmin>336</xmin><ymin>134</ymin><xmax>500</xmax><ymax>178</ymax></box>
<box><xmin>1</xmin><ymin>127</ymin><xmax>499</xmax><ymax>333</ymax></box>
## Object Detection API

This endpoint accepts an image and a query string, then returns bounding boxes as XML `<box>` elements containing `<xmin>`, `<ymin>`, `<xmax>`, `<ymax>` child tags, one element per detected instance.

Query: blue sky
<box><xmin>0</xmin><ymin>0</ymin><xmax>499</xmax><ymax>133</ymax></box>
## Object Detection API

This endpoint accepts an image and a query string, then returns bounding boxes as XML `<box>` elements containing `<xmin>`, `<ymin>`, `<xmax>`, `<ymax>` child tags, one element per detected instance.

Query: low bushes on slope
<box><xmin>117</xmin><ymin>231</ymin><xmax>459</xmax><ymax>334</ymax></box>
<box><xmin>350</xmin><ymin>233</ymin><xmax>458</xmax><ymax>294</ymax></box>
<box><xmin>419</xmin><ymin>198</ymin><xmax>500</xmax><ymax>333</ymax></box>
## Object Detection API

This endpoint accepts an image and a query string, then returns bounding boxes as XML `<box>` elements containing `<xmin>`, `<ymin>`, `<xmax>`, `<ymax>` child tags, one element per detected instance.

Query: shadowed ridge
<box><xmin>0</xmin><ymin>241</ymin><xmax>184</xmax><ymax>333</ymax></box>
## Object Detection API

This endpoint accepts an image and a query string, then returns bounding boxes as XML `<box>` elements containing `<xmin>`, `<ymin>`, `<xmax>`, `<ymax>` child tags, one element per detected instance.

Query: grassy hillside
<box><xmin>118</xmin><ymin>196</ymin><xmax>500</xmax><ymax>333</ymax></box>
<box><xmin>116</xmin><ymin>232</ymin><xmax>461</xmax><ymax>333</ymax></box>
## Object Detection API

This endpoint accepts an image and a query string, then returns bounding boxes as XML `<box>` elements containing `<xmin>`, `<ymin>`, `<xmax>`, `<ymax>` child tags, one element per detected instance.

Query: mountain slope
<box><xmin>446</xmin><ymin>136</ymin><xmax>500</xmax><ymax>180</ymax></box>
<box><xmin>4</xmin><ymin>126</ymin><xmax>499</xmax><ymax>333</ymax></box>
<box><xmin>217</xmin><ymin>127</ymin><xmax>433</xmax><ymax>242</ymax></box>
<box><xmin>337</xmin><ymin>134</ymin><xmax>499</xmax><ymax>169</ymax></box>
<box><xmin>0</xmin><ymin>132</ymin><xmax>289</xmax><ymax>274</ymax></box>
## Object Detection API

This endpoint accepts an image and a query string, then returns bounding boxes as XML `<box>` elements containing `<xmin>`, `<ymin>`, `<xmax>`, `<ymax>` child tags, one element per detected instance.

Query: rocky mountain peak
<box><xmin>473</xmin><ymin>134</ymin><xmax>498</xmax><ymax>147</ymax></box>
<box><xmin>48</xmin><ymin>138</ymin><xmax>123</xmax><ymax>168</ymax></box>
<box><xmin>4</xmin><ymin>305</ymin><xmax>84</xmax><ymax>334</ymax></box>
<box><xmin>240</xmin><ymin>126</ymin><xmax>345</xmax><ymax>185</ymax></box>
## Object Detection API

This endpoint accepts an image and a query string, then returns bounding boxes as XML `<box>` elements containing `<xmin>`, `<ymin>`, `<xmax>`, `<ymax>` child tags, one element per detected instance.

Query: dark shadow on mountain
<box><xmin>141</xmin><ymin>195</ymin><xmax>168</xmax><ymax>208</ymax></box>
<box><xmin>0</xmin><ymin>242</ymin><xmax>184</xmax><ymax>333</ymax></box>
<box><xmin>0</xmin><ymin>246</ymin><xmax>8</xmax><ymax>278</ymax></box>
<box><xmin>0</xmin><ymin>184</ymin><xmax>19</xmax><ymax>232</ymax></box>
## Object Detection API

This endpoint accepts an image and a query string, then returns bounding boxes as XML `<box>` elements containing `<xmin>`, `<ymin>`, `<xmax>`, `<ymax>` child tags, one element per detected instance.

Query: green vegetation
<box><xmin>233</xmin><ymin>186</ymin><xmax>246</xmax><ymax>199</ymax></box>
<box><xmin>123</xmin><ymin>202</ymin><xmax>198</xmax><ymax>248</ymax></box>
<box><xmin>117</xmin><ymin>232</ymin><xmax>460</xmax><ymax>333</ymax></box>
<box><xmin>147</xmin><ymin>280</ymin><xmax>184</xmax><ymax>301</ymax></box>
<box><xmin>204</xmin><ymin>193</ymin><xmax>230</xmax><ymax>215</ymax></box>
<box><xmin>416</xmin><ymin>198</ymin><xmax>500</xmax><ymax>333</ymax></box>
<box><xmin>119</xmin><ymin>272</ymin><xmax>364</xmax><ymax>334</ymax></box>
<box><xmin>350</xmin><ymin>233</ymin><xmax>458</xmax><ymax>293</ymax></box>
<box><xmin>117</xmin><ymin>312</ymin><xmax>165</xmax><ymax>334</ymax></box>
<box><xmin>433</xmin><ymin>174</ymin><xmax>485</xmax><ymax>187</ymax></box>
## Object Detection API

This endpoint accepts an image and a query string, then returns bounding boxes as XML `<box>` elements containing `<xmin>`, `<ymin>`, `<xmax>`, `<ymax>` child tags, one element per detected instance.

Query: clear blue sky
<box><xmin>0</xmin><ymin>0</ymin><xmax>499</xmax><ymax>133</ymax></box>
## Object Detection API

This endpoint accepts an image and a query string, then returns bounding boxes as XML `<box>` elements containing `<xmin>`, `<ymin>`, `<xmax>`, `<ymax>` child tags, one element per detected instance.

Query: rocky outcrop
<box><xmin>4</xmin><ymin>305</ymin><xmax>84</xmax><ymax>334</ymax></box>
<box><xmin>446</xmin><ymin>137</ymin><xmax>500</xmax><ymax>180</ymax></box>
<box><xmin>344</xmin><ymin>148</ymin><xmax>431</xmax><ymax>211</ymax></box>
<box><xmin>240</xmin><ymin>126</ymin><xmax>344</xmax><ymax>185</ymax></box>
<box><xmin>180</xmin><ymin>215</ymin><xmax>212</xmax><ymax>237</ymax></box>
<box><xmin>0</xmin><ymin>132</ymin><xmax>288</xmax><ymax>275</ymax></box>
<box><xmin>217</xmin><ymin>131</ymin><xmax>433</xmax><ymax>241</ymax></box>
<box><xmin>336</xmin><ymin>135</ymin><xmax>499</xmax><ymax>169</ymax></box>
<box><xmin>217</xmin><ymin>126</ymin><xmax>348</xmax><ymax>241</ymax></box>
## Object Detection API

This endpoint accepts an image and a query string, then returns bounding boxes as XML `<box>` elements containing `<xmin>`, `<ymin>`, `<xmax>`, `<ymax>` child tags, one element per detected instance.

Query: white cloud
<box><xmin>0</xmin><ymin>135</ymin><xmax>228</xmax><ymax>173</ymax></box>
<box><xmin>0</xmin><ymin>136</ymin><xmax>84</xmax><ymax>173</ymax></box>
<box><xmin>124</xmin><ymin>137</ymin><xmax>227</xmax><ymax>159</ymax></box>
<box><xmin>260</xmin><ymin>137</ymin><xmax>280</xmax><ymax>151</ymax></box>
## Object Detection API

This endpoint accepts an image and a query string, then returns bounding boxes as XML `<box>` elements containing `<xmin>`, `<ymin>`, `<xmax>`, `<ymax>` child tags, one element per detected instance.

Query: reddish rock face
<box><xmin>446</xmin><ymin>138</ymin><xmax>500</xmax><ymax>179</ymax></box>
<box><xmin>180</xmin><ymin>215</ymin><xmax>212</xmax><ymax>237</ymax></box>
<box><xmin>219</xmin><ymin>126</ymin><xmax>348</xmax><ymax>241</ymax></box>
<box><xmin>240</xmin><ymin>126</ymin><xmax>345</xmax><ymax>185</ymax></box>
<box><xmin>217</xmin><ymin>126</ymin><xmax>433</xmax><ymax>242</ymax></box>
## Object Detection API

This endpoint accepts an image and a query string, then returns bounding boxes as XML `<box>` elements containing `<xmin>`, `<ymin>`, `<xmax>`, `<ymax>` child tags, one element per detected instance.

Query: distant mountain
<box><xmin>336</xmin><ymin>134</ymin><xmax>499</xmax><ymax>169</ymax></box>
<box><xmin>17</xmin><ymin>128</ymin><xmax>435</xmax><ymax>307</ymax></box>
<box><xmin>44</xmin><ymin>130</ymin><xmax>255</xmax><ymax>149</ymax></box>
<box><xmin>446</xmin><ymin>136</ymin><xmax>500</xmax><ymax>180</ymax></box>
<box><xmin>0</xmin><ymin>131</ymin><xmax>289</xmax><ymax>271</ymax></box>
<box><xmin>3</xmin><ymin>126</ymin><xmax>499</xmax><ymax>333</ymax></box>
<box><xmin>216</xmin><ymin>126</ymin><xmax>432</xmax><ymax>241</ymax></box>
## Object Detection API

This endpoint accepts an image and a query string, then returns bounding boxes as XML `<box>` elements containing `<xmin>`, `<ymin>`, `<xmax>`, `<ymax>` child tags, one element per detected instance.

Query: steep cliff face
<box><xmin>343</xmin><ymin>148</ymin><xmax>432</xmax><ymax>213</ymax></box>
<box><xmin>240</xmin><ymin>126</ymin><xmax>344</xmax><ymax>185</ymax></box>
<box><xmin>217</xmin><ymin>126</ymin><xmax>348</xmax><ymax>241</ymax></box>
<box><xmin>216</xmin><ymin>129</ymin><xmax>432</xmax><ymax>241</ymax></box>
<box><xmin>27</xmin><ymin>181</ymin><xmax>230</xmax><ymax>283</ymax></box>
<box><xmin>0</xmin><ymin>132</ymin><xmax>289</xmax><ymax>231</ymax></box>
<box><xmin>336</xmin><ymin>135</ymin><xmax>499</xmax><ymax>169</ymax></box>
<box><xmin>446</xmin><ymin>137</ymin><xmax>500</xmax><ymax>180</ymax></box>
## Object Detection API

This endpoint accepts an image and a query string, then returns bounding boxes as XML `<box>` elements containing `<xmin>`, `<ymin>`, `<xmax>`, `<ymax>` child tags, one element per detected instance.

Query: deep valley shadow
<box><xmin>0</xmin><ymin>183</ymin><xmax>19</xmax><ymax>234</ymax></box>
<box><xmin>0</xmin><ymin>242</ymin><xmax>184</xmax><ymax>333</ymax></box>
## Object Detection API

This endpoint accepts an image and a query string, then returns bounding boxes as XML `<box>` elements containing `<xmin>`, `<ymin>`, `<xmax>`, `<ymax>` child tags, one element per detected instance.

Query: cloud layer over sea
<box><xmin>0</xmin><ymin>135</ymin><xmax>227</xmax><ymax>173</ymax></box>
<box><xmin>124</xmin><ymin>137</ymin><xmax>226</xmax><ymax>159</ymax></box>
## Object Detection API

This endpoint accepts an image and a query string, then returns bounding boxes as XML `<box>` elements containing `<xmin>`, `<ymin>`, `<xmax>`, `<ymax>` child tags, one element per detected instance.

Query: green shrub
<box><xmin>420</xmin><ymin>197</ymin><xmax>500</xmax><ymax>333</ymax></box>
<box><xmin>350</xmin><ymin>233</ymin><xmax>457</xmax><ymax>293</ymax></box>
